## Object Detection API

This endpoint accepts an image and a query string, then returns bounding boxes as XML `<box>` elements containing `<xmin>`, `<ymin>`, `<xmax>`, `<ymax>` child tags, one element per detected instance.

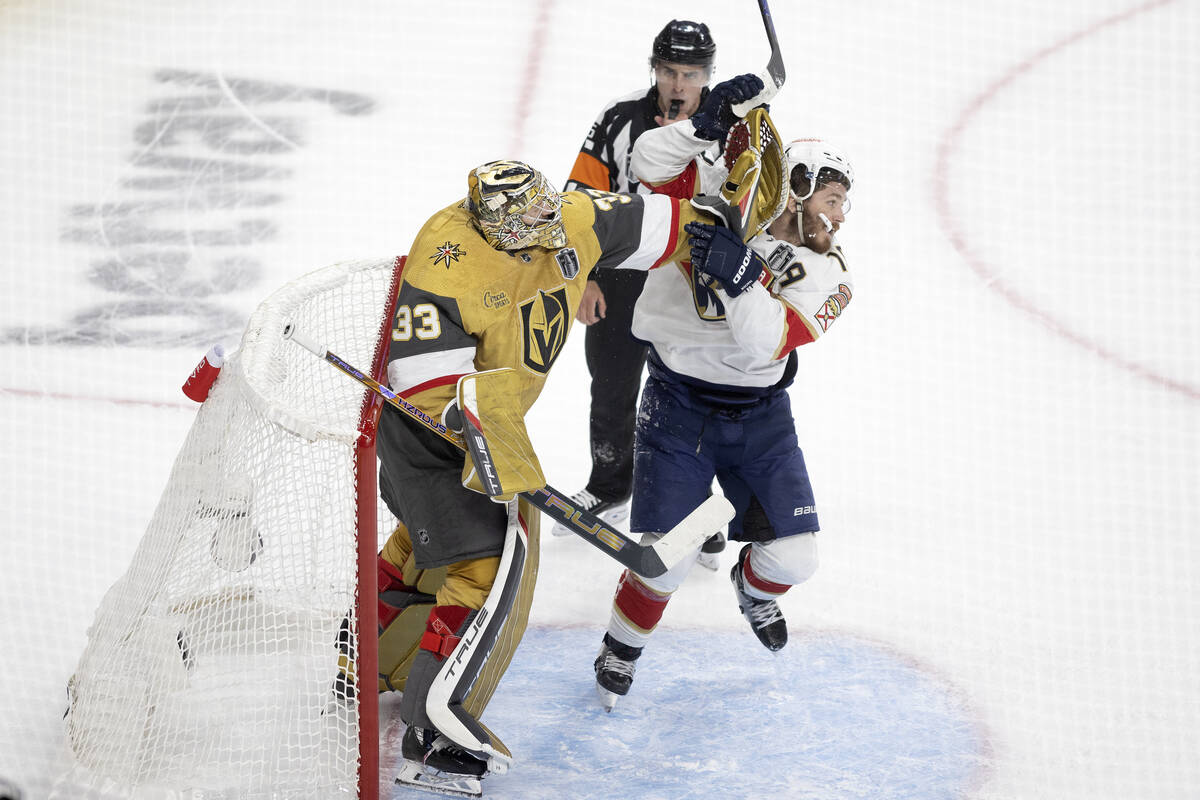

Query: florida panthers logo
<box><xmin>814</xmin><ymin>283</ymin><xmax>852</xmax><ymax>331</ymax></box>
<box><xmin>519</xmin><ymin>286</ymin><xmax>570</xmax><ymax>373</ymax></box>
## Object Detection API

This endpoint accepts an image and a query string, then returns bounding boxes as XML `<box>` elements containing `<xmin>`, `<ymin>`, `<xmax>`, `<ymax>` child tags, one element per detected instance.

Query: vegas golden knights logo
<box><xmin>520</xmin><ymin>286</ymin><xmax>569</xmax><ymax>374</ymax></box>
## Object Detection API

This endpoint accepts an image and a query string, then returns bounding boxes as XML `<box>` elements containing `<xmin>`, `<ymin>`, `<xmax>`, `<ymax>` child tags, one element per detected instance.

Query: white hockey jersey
<box><xmin>629</xmin><ymin>120</ymin><xmax>854</xmax><ymax>390</ymax></box>
<box><xmin>565</xmin><ymin>87</ymin><xmax>723</xmax><ymax>196</ymax></box>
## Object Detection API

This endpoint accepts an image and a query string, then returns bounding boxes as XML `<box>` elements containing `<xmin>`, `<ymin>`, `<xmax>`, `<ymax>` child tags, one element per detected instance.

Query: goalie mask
<box><xmin>784</xmin><ymin>139</ymin><xmax>854</xmax><ymax>206</ymax></box>
<box><xmin>465</xmin><ymin>160</ymin><xmax>567</xmax><ymax>251</ymax></box>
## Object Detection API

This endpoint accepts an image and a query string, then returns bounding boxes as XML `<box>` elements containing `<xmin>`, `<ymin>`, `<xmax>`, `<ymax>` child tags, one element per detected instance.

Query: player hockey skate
<box><xmin>395</xmin><ymin>725</ymin><xmax>489</xmax><ymax>798</ymax></box>
<box><xmin>550</xmin><ymin>489</ymin><xmax>629</xmax><ymax>537</ymax></box>
<box><xmin>696</xmin><ymin>531</ymin><xmax>726</xmax><ymax>571</ymax></box>
<box><xmin>730</xmin><ymin>545</ymin><xmax>788</xmax><ymax>651</ymax></box>
<box><xmin>593</xmin><ymin>633</ymin><xmax>642</xmax><ymax>712</ymax></box>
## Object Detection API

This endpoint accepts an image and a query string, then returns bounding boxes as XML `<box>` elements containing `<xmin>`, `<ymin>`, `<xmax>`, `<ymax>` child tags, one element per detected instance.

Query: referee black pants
<box><xmin>583</xmin><ymin>270</ymin><xmax>648</xmax><ymax>503</ymax></box>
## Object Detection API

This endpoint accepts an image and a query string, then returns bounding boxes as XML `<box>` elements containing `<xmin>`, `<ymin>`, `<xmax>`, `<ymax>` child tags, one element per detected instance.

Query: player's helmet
<box><xmin>650</xmin><ymin>19</ymin><xmax>716</xmax><ymax>67</ymax></box>
<box><xmin>784</xmin><ymin>139</ymin><xmax>854</xmax><ymax>203</ymax></box>
<box><xmin>465</xmin><ymin>160</ymin><xmax>567</xmax><ymax>251</ymax></box>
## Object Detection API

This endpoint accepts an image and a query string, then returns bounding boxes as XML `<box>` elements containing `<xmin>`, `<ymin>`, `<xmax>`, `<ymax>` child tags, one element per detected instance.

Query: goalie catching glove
<box><xmin>721</xmin><ymin>107</ymin><xmax>789</xmax><ymax>241</ymax></box>
<box><xmin>685</xmin><ymin>221</ymin><xmax>765</xmax><ymax>297</ymax></box>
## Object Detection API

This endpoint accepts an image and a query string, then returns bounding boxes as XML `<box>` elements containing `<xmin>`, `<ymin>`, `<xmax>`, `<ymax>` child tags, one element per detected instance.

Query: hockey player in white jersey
<box><xmin>593</xmin><ymin>109</ymin><xmax>856</xmax><ymax>710</ymax></box>
<box><xmin>556</xmin><ymin>19</ymin><xmax>729</xmax><ymax>571</ymax></box>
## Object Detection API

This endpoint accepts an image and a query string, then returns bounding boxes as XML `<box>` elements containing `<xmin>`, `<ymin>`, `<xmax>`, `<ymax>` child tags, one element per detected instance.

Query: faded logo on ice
<box><xmin>5</xmin><ymin>69</ymin><xmax>376</xmax><ymax>347</ymax></box>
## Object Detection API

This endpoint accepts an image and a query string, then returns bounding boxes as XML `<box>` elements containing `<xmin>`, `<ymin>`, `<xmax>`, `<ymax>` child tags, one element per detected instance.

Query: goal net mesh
<box><xmin>53</xmin><ymin>258</ymin><xmax>397</xmax><ymax>799</ymax></box>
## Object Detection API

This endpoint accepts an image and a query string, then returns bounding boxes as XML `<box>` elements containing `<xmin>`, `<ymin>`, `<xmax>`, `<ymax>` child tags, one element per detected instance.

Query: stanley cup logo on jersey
<box><xmin>519</xmin><ymin>286</ymin><xmax>569</xmax><ymax>374</ymax></box>
<box><xmin>554</xmin><ymin>247</ymin><xmax>580</xmax><ymax>280</ymax></box>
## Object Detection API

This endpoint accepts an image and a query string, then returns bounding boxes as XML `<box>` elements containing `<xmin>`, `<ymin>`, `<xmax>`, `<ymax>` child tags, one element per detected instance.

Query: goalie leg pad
<box><xmin>378</xmin><ymin>602</ymin><xmax>437</xmax><ymax>693</ymax></box>
<box><xmin>398</xmin><ymin>501</ymin><xmax>538</xmax><ymax>772</ymax></box>
<box><xmin>370</xmin><ymin>522</ymin><xmax>452</xmax><ymax>693</ymax></box>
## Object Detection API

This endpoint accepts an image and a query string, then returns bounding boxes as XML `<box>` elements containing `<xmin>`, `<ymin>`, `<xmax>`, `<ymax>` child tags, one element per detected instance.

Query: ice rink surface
<box><xmin>1</xmin><ymin>1</ymin><xmax>1196</xmax><ymax>798</ymax></box>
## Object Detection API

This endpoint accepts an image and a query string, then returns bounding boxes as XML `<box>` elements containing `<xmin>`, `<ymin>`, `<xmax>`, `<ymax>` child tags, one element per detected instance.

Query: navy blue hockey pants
<box><xmin>630</xmin><ymin>375</ymin><xmax>820</xmax><ymax>542</ymax></box>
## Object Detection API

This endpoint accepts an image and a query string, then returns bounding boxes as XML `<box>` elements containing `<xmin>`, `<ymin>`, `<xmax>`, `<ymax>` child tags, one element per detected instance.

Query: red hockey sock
<box><xmin>613</xmin><ymin>570</ymin><xmax>672</xmax><ymax>635</ymax></box>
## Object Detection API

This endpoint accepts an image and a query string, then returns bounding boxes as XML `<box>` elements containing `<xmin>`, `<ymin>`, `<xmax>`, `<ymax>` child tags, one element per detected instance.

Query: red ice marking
<box><xmin>932</xmin><ymin>0</ymin><xmax>1197</xmax><ymax>401</ymax></box>
<box><xmin>0</xmin><ymin>385</ymin><xmax>192</xmax><ymax>411</ymax></box>
<box><xmin>508</xmin><ymin>0</ymin><xmax>556</xmax><ymax>155</ymax></box>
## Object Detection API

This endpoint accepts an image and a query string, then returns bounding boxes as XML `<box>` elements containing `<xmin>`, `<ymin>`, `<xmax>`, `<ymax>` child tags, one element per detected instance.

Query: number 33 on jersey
<box><xmin>386</xmin><ymin>189</ymin><xmax>715</xmax><ymax>423</ymax></box>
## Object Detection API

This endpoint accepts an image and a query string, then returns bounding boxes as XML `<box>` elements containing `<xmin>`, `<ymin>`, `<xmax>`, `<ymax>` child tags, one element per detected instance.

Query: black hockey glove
<box><xmin>689</xmin><ymin>73</ymin><xmax>765</xmax><ymax>141</ymax></box>
<box><xmin>685</xmin><ymin>222</ymin><xmax>765</xmax><ymax>297</ymax></box>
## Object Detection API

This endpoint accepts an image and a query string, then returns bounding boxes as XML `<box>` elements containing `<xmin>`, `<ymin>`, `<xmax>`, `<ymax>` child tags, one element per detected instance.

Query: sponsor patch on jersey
<box><xmin>483</xmin><ymin>290</ymin><xmax>510</xmax><ymax>309</ymax></box>
<box><xmin>519</xmin><ymin>286</ymin><xmax>570</xmax><ymax>374</ymax></box>
<box><xmin>814</xmin><ymin>283</ymin><xmax>853</xmax><ymax>331</ymax></box>
<box><xmin>430</xmin><ymin>241</ymin><xmax>466</xmax><ymax>269</ymax></box>
<box><xmin>554</xmin><ymin>247</ymin><xmax>580</xmax><ymax>280</ymax></box>
<box><xmin>766</xmin><ymin>242</ymin><xmax>795</xmax><ymax>273</ymax></box>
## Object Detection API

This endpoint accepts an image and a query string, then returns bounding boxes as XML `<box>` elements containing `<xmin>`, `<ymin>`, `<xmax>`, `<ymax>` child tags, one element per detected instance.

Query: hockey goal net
<box><xmin>52</xmin><ymin>257</ymin><xmax>402</xmax><ymax>800</ymax></box>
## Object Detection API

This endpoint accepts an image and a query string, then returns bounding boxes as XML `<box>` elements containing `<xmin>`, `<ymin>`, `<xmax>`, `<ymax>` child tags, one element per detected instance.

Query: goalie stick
<box><xmin>731</xmin><ymin>0</ymin><xmax>786</xmax><ymax>117</ymax></box>
<box><xmin>282</xmin><ymin>323</ymin><xmax>734</xmax><ymax>579</ymax></box>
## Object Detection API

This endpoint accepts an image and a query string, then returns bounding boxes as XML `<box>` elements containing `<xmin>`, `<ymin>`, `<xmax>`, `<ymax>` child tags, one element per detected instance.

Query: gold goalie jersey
<box><xmin>386</xmin><ymin>189</ymin><xmax>706</xmax><ymax>421</ymax></box>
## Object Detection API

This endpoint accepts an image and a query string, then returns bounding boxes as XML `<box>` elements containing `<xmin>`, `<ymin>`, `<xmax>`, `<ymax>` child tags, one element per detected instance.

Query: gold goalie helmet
<box><xmin>465</xmin><ymin>160</ymin><xmax>567</xmax><ymax>250</ymax></box>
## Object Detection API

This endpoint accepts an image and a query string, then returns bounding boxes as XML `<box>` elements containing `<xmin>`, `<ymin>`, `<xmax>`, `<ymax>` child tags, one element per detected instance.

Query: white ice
<box><xmin>1</xmin><ymin>1</ymin><xmax>1197</xmax><ymax>799</ymax></box>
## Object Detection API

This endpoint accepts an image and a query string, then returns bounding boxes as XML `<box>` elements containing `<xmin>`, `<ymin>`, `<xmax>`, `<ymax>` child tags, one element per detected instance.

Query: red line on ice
<box><xmin>509</xmin><ymin>0</ymin><xmax>556</xmax><ymax>155</ymax></box>
<box><xmin>932</xmin><ymin>0</ymin><xmax>1196</xmax><ymax>400</ymax></box>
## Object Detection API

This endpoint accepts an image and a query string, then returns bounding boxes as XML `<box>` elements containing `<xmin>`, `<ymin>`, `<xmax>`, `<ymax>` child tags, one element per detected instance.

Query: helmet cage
<box><xmin>465</xmin><ymin>161</ymin><xmax>567</xmax><ymax>251</ymax></box>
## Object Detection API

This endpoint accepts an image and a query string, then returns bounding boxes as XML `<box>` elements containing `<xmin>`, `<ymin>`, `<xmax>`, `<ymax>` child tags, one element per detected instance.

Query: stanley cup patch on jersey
<box><xmin>766</xmin><ymin>242</ymin><xmax>794</xmax><ymax>274</ymax></box>
<box><xmin>519</xmin><ymin>286</ymin><xmax>570</xmax><ymax>374</ymax></box>
<box><xmin>554</xmin><ymin>247</ymin><xmax>580</xmax><ymax>280</ymax></box>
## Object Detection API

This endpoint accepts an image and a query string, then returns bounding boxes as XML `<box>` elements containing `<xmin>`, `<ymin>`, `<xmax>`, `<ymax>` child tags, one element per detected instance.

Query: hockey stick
<box><xmin>731</xmin><ymin>0</ymin><xmax>785</xmax><ymax>117</ymax></box>
<box><xmin>282</xmin><ymin>324</ymin><xmax>734</xmax><ymax>578</ymax></box>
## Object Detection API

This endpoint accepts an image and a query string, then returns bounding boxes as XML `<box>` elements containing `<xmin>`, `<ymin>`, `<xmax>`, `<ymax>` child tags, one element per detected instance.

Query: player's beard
<box><xmin>799</xmin><ymin>207</ymin><xmax>834</xmax><ymax>254</ymax></box>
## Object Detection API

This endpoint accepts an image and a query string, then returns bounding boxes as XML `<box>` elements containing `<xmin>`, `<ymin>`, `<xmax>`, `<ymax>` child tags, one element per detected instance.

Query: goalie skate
<box><xmin>396</xmin><ymin>726</ymin><xmax>488</xmax><ymax>798</ymax></box>
<box><xmin>395</xmin><ymin>761</ymin><xmax>482</xmax><ymax>799</ymax></box>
